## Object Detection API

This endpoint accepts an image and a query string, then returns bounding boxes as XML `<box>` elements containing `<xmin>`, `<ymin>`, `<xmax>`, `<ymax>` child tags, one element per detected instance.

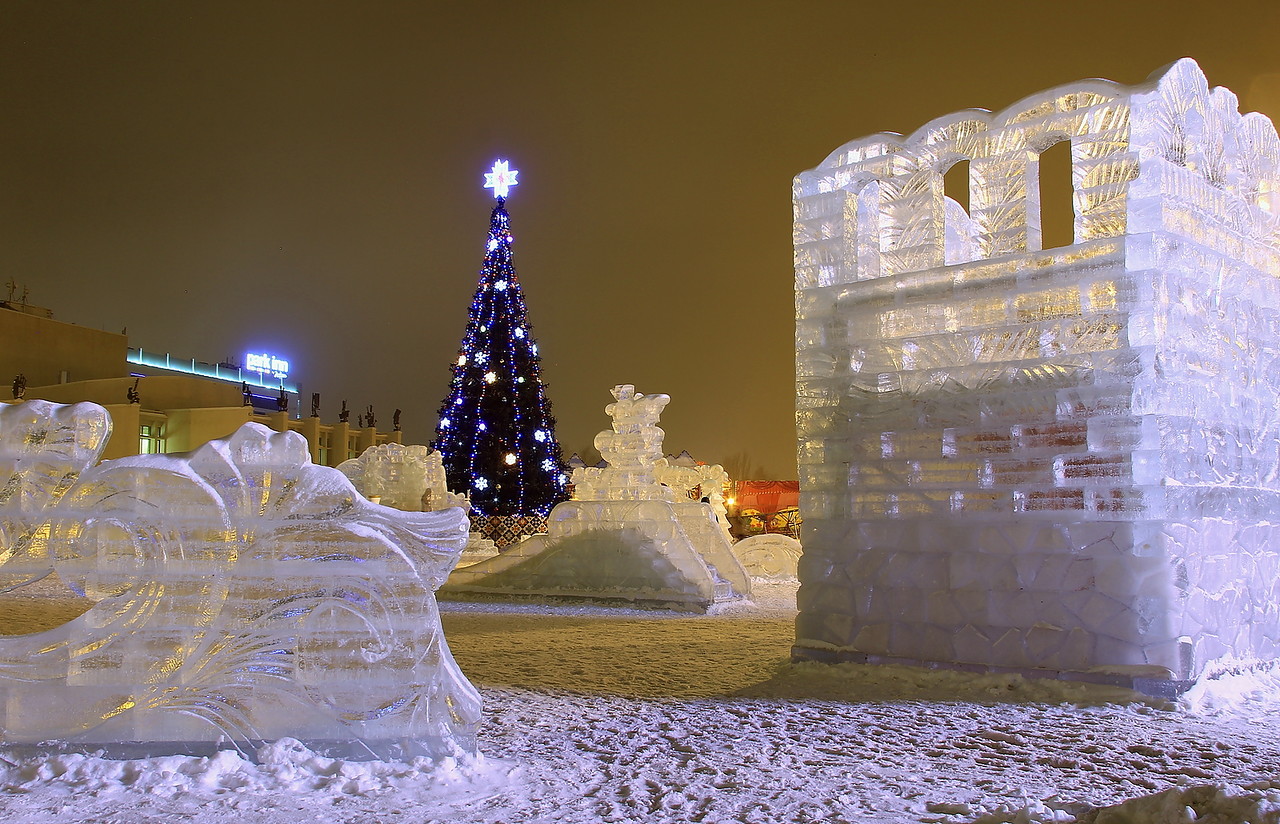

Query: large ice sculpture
<box><xmin>793</xmin><ymin>59</ymin><xmax>1280</xmax><ymax>692</ymax></box>
<box><xmin>569</xmin><ymin>384</ymin><xmax>672</xmax><ymax>501</ymax></box>
<box><xmin>444</xmin><ymin>386</ymin><xmax>750</xmax><ymax>610</ymax></box>
<box><xmin>0</xmin><ymin>400</ymin><xmax>479</xmax><ymax>759</ymax></box>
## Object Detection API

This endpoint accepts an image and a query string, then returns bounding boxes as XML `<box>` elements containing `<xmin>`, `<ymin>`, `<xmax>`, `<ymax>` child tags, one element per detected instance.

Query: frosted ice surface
<box><xmin>792</xmin><ymin>58</ymin><xmax>1280</xmax><ymax>689</ymax></box>
<box><xmin>654</xmin><ymin>457</ymin><xmax>734</xmax><ymax>539</ymax></box>
<box><xmin>0</xmin><ymin>400</ymin><xmax>479</xmax><ymax>760</ymax></box>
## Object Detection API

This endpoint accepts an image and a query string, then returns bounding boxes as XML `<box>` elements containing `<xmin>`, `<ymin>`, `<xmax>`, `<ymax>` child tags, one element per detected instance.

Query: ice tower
<box><xmin>792</xmin><ymin>59</ymin><xmax>1280</xmax><ymax>692</ymax></box>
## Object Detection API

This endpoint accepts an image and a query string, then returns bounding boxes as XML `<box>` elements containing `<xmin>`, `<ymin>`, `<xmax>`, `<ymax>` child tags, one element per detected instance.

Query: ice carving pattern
<box><xmin>654</xmin><ymin>457</ymin><xmax>734</xmax><ymax>538</ymax></box>
<box><xmin>793</xmin><ymin>59</ymin><xmax>1280</xmax><ymax>687</ymax></box>
<box><xmin>0</xmin><ymin>401</ymin><xmax>479</xmax><ymax>759</ymax></box>
<box><xmin>731</xmin><ymin>534</ymin><xmax>802</xmax><ymax>580</ymax></box>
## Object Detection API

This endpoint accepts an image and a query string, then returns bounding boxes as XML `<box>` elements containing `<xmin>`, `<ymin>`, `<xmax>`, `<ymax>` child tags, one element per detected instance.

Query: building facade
<box><xmin>1</xmin><ymin>302</ymin><xmax>401</xmax><ymax>465</ymax></box>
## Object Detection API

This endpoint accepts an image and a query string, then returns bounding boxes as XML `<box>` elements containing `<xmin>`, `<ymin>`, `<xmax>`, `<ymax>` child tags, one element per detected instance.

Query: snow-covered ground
<box><xmin>1</xmin><ymin>581</ymin><xmax>1278</xmax><ymax>823</ymax></box>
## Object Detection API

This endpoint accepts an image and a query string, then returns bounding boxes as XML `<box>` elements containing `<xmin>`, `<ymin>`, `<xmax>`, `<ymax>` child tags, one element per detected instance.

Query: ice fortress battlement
<box><xmin>792</xmin><ymin>59</ymin><xmax>1280</xmax><ymax>691</ymax></box>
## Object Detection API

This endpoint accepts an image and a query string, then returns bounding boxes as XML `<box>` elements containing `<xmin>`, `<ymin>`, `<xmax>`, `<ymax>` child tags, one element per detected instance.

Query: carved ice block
<box><xmin>793</xmin><ymin>59</ymin><xmax>1280</xmax><ymax>691</ymax></box>
<box><xmin>0</xmin><ymin>401</ymin><xmax>479</xmax><ymax>760</ymax></box>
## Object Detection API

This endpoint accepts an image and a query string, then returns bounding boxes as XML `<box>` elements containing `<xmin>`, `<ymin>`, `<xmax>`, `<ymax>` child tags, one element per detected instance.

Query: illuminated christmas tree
<box><xmin>431</xmin><ymin>160</ymin><xmax>569</xmax><ymax>517</ymax></box>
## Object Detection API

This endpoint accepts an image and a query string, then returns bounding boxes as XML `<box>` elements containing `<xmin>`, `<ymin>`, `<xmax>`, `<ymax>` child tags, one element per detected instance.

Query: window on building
<box><xmin>348</xmin><ymin>435</ymin><xmax>359</xmax><ymax>460</ymax></box>
<box><xmin>139</xmin><ymin>423</ymin><xmax>165</xmax><ymax>454</ymax></box>
<box><xmin>317</xmin><ymin>432</ymin><xmax>331</xmax><ymax>467</ymax></box>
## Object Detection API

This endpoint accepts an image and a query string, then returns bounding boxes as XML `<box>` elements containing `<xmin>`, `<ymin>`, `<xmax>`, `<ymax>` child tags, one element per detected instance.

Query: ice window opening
<box><xmin>1034</xmin><ymin>138</ymin><xmax>1074</xmax><ymax>251</ymax></box>
<box><xmin>943</xmin><ymin>159</ymin><xmax>980</xmax><ymax>266</ymax></box>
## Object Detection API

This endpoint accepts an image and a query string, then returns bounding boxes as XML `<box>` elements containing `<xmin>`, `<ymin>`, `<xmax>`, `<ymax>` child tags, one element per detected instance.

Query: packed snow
<box><xmin>1</xmin><ymin>581</ymin><xmax>1278</xmax><ymax>823</ymax></box>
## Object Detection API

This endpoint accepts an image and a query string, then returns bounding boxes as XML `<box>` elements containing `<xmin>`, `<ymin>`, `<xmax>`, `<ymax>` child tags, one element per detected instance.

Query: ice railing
<box><xmin>793</xmin><ymin>58</ymin><xmax>1280</xmax><ymax>289</ymax></box>
<box><xmin>0</xmin><ymin>400</ymin><xmax>479</xmax><ymax>760</ymax></box>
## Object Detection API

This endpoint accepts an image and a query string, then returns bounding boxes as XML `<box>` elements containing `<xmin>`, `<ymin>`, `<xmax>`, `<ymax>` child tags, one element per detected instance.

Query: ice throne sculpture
<box><xmin>792</xmin><ymin>59</ymin><xmax>1280</xmax><ymax>692</ymax></box>
<box><xmin>0</xmin><ymin>400</ymin><xmax>479</xmax><ymax>759</ymax></box>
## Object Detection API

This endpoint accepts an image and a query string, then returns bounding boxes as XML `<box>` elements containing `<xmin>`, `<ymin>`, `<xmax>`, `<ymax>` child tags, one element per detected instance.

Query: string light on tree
<box><xmin>431</xmin><ymin>160</ymin><xmax>569</xmax><ymax>517</ymax></box>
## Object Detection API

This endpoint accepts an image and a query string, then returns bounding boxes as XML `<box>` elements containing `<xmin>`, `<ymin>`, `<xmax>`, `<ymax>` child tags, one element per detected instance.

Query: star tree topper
<box><xmin>484</xmin><ymin>160</ymin><xmax>519</xmax><ymax>200</ymax></box>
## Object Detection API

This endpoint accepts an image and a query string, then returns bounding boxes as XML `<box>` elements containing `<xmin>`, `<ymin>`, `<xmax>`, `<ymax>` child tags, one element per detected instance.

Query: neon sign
<box><xmin>245</xmin><ymin>352</ymin><xmax>290</xmax><ymax>380</ymax></box>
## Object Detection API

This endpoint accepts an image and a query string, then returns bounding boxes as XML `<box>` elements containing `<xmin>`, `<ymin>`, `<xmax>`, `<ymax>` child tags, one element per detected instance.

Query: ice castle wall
<box><xmin>792</xmin><ymin>59</ymin><xmax>1280</xmax><ymax>686</ymax></box>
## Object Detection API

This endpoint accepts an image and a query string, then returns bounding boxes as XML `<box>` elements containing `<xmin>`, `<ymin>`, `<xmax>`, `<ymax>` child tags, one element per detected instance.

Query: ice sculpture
<box><xmin>653</xmin><ymin>457</ymin><xmax>734</xmax><ymax>539</ymax></box>
<box><xmin>0</xmin><ymin>400</ymin><xmax>479</xmax><ymax>759</ymax></box>
<box><xmin>793</xmin><ymin>59</ymin><xmax>1280</xmax><ymax>692</ymax></box>
<box><xmin>338</xmin><ymin>443</ymin><xmax>496</xmax><ymax>566</ymax></box>
<box><xmin>732</xmin><ymin>534</ymin><xmax>802</xmax><ymax>580</ymax></box>
<box><xmin>569</xmin><ymin>384</ymin><xmax>671</xmax><ymax>501</ymax></box>
<box><xmin>443</xmin><ymin>386</ymin><xmax>750</xmax><ymax>610</ymax></box>
<box><xmin>337</xmin><ymin>442</ymin><xmax>466</xmax><ymax>512</ymax></box>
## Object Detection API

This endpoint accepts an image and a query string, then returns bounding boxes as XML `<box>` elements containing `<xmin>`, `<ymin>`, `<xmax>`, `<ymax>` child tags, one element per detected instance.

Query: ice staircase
<box><xmin>442</xmin><ymin>499</ymin><xmax>751</xmax><ymax>611</ymax></box>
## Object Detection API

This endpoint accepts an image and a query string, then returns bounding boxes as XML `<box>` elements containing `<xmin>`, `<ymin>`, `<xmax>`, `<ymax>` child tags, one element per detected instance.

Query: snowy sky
<box><xmin>4</xmin><ymin>0</ymin><xmax>1280</xmax><ymax>478</ymax></box>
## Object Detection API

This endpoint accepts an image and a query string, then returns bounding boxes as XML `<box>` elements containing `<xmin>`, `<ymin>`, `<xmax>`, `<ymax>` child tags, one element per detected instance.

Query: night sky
<box><xmin>4</xmin><ymin>1</ymin><xmax>1280</xmax><ymax>479</ymax></box>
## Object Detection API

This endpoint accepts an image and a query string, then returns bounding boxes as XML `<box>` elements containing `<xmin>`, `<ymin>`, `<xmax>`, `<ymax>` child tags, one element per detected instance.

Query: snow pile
<box><xmin>1181</xmin><ymin>659</ymin><xmax>1280</xmax><ymax>718</ymax></box>
<box><xmin>0</xmin><ymin>738</ymin><xmax>508</xmax><ymax>802</ymax></box>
